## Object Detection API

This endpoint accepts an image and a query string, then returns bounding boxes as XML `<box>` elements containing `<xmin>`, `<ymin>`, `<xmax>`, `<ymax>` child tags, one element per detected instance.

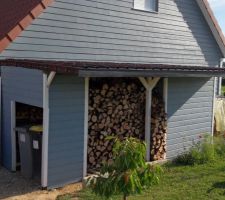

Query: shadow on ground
<box><xmin>0</xmin><ymin>166</ymin><xmax>40</xmax><ymax>199</ymax></box>
<box><xmin>207</xmin><ymin>181</ymin><xmax>225</xmax><ymax>195</ymax></box>
<box><xmin>0</xmin><ymin>166</ymin><xmax>82</xmax><ymax>200</ymax></box>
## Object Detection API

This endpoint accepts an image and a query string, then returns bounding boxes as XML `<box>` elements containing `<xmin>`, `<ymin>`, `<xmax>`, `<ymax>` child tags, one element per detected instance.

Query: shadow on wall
<box><xmin>167</xmin><ymin>77</ymin><xmax>212</xmax><ymax>118</ymax></box>
<box><xmin>175</xmin><ymin>0</ymin><xmax>222</xmax><ymax>67</ymax></box>
<box><xmin>166</xmin><ymin>77</ymin><xmax>214</xmax><ymax>158</ymax></box>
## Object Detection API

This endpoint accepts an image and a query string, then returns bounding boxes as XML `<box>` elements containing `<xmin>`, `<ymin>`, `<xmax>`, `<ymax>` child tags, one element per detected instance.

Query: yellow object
<box><xmin>214</xmin><ymin>99</ymin><xmax>225</xmax><ymax>133</ymax></box>
<box><xmin>29</xmin><ymin>125</ymin><xmax>43</xmax><ymax>133</ymax></box>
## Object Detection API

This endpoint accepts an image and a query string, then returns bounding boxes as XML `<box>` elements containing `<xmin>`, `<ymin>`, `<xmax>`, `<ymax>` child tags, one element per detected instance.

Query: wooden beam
<box><xmin>42</xmin><ymin>73</ymin><xmax>49</xmax><ymax>188</ymax></box>
<box><xmin>47</xmin><ymin>71</ymin><xmax>56</xmax><ymax>87</ymax></box>
<box><xmin>212</xmin><ymin>77</ymin><xmax>216</xmax><ymax>137</ymax></box>
<box><xmin>79</xmin><ymin>70</ymin><xmax>225</xmax><ymax>78</ymax></box>
<box><xmin>145</xmin><ymin>88</ymin><xmax>152</xmax><ymax>161</ymax></box>
<box><xmin>10</xmin><ymin>101</ymin><xmax>16</xmax><ymax>171</ymax></box>
<box><xmin>83</xmin><ymin>77</ymin><xmax>89</xmax><ymax>178</ymax></box>
<box><xmin>138</xmin><ymin>77</ymin><xmax>160</xmax><ymax>161</ymax></box>
<box><xmin>138</xmin><ymin>77</ymin><xmax>149</xmax><ymax>89</ymax></box>
<box><xmin>0</xmin><ymin>77</ymin><xmax>1</xmax><ymax>164</ymax></box>
<box><xmin>163</xmin><ymin>78</ymin><xmax>168</xmax><ymax>113</ymax></box>
<box><xmin>148</xmin><ymin>77</ymin><xmax>160</xmax><ymax>89</ymax></box>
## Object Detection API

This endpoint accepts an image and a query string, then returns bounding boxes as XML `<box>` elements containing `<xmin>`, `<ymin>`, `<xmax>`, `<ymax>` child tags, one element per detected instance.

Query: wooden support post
<box><xmin>42</xmin><ymin>73</ymin><xmax>49</xmax><ymax>188</ymax></box>
<box><xmin>145</xmin><ymin>88</ymin><xmax>152</xmax><ymax>161</ymax></box>
<box><xmin>163</xmin><ymin>78</ymin><xmax>168</xmax><ymax>113</ymax></box>
<box><xmin>138</xmin><ymin>77</ymin><xmax>160</xmax><ymax>161</ymax></box>
<box><xmin>42</xmin><ymin>71</ymin><xmax>56</xmax><ymax>188</ymax></box>
<box><xmin>11</xmin><ymin>101</ymin><xmax>16</xmax><ymax>171</ymax></box>
<box><xmin>83</xmin><ymin>77</ymin><xmax>89</xmax><ymax>178</ymax></box>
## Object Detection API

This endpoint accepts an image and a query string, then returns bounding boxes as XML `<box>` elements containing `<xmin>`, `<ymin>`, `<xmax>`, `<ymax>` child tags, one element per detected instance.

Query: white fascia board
<box><xmin>196</xmin><ymin>0</ymin><xmax>225</xmax><ymax>57</ymax></box>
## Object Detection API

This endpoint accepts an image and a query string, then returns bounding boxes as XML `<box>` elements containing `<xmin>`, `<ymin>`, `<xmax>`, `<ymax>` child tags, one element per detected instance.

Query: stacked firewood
<box><xmin>88</xmin><ymin>79</ymin><xmax>145</xmax><ymax>171</ymax></box>
<box><xmin>16</xmin><ymin>104</ymin><xmax>43</xmax><ymax>124</ymax></box>
<box><xmin>150</xmin><ymin>91</ymin><xmax>167</xmax><ymax>161</ymax></box>
<box><xmin>88</xmin><ymin>78</ymin><xmax>167</xmax><ymax>171</ymax></box>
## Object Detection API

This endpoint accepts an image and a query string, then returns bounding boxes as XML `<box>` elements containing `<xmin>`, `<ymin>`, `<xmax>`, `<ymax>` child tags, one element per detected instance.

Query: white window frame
<box><xmin>133</xmin><ymin>0</ymin><xmax>158</xmax><ymax>12</ymax></box>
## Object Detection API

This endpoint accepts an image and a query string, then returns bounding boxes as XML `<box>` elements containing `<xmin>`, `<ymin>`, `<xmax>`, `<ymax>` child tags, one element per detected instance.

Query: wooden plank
<box><xmin>83</xmin><ymin>77</ymin><xmax>89</xmax><ymax>177</ymax></box>
<box><xmin>145</xmin><ymin>88</ymin><xmax>152</xmax><ymax>161</ymax></box>
<box><xmin>42</xmin><ymin>73</ymin><xmax>49</xmax><ymax>188</ymax></box>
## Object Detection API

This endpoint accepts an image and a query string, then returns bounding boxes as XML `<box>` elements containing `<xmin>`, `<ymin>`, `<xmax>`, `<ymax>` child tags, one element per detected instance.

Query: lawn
<box><xmin>57</xmin><ymin>159</ymin><xmax>225</xmax><ymax>200</ymax></box>
<box><xmin>221</xmin><ymin>86</ymin><xmax>225</xmax><ymax>96</ymax></box>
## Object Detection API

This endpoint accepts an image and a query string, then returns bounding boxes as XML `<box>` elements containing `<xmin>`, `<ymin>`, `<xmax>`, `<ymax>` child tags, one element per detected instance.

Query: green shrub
<box><xmin>56</xmin><ymin>194</ymin><xmax>73</xmax><ymax>200</ymax></box>
<box><xmin>86</xmin><ymin>137</ymin><xmax>162</xmax><ymax>200</ymax></box>
<box><xmin>213</xmin><ymin>135</ymin><xmax>225</xmax><ymax>158</ymax></box>
<box><xmin>174</xmin><ymin>135</ymin><xmax>215</xmax><ymax>165</ymax></box>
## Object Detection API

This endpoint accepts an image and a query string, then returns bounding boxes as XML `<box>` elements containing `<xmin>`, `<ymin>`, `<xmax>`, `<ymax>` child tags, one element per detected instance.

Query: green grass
<box><xmin>221</xmin><ymin>86</ymin><xmax>225</xmax><ymax>96</ymax></box>
<box><xmin>57</xmin><ymin>159</ymin><xmax>225</xmax><ymax>200</ymax></box>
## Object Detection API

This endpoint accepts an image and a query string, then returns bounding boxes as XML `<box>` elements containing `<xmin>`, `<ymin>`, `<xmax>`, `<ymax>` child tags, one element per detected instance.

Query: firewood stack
<box><xmin>16</xmin><ymin>105</ymin><xmax>43</xmax><ymax>124</ymax></box>
<box><xmin>150</xmin><ymin>91</ymin><xmax>167</xmax><ymax>161</ymax></box>
<box><xmin>88</xmin><ymin>78</ymin><xmax>167</xmax><ymax>171</ymax></box>
<box><xmin>88</xmin><ymin>79</ymin><xmax>145</xmax><ymax>171</ymax></box>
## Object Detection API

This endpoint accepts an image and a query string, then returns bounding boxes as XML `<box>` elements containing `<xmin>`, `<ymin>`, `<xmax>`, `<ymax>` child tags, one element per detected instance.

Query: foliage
<box><xmin>86</xmin><ymin>137</ymin><xmax>162</xmax><ymax>200</ymax></box>
<box><xmin>213</xmin><ymin>135</ymin><xmax>225</xmax><ymax>158</ymax></box>
<box><xmin>58</xmin><ymin>158</ymin><xmax>225</xmax><ymax>200</ymax></box>
<box><xmin>56</xmin><ymin>194</ymin><xmax>73</xmax><ymax>200</ymax></box>
<box><xmin>174</xmin><ymin>134</ymin><xmax>225</xmax><ymax>165</ymax></box>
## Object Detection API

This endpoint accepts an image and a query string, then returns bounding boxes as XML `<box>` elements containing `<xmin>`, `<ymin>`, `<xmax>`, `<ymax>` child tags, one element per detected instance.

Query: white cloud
<box><xmin>208</xmin><ymin>0</ymin><xmax>225</xmax><ymax>9</ymax></box>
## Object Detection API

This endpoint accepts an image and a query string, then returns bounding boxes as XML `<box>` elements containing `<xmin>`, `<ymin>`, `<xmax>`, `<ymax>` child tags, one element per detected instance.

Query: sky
<box><xmin>208</xmin><ymin>0</ymin><xmax>225</xmax><ymax>35</ymax></box>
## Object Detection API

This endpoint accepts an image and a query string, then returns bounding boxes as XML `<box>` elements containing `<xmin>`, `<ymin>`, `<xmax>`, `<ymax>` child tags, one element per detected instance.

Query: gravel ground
<box><xmin>0</xmin><ymin>166</ymin><xmax>82</xmax><ymax>200</ymax></box>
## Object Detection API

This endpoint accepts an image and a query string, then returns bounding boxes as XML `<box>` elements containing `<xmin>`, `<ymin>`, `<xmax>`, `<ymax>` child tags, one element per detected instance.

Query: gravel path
<box><xmin>0</xmin><ymin>166</ymin><xmax>82</xmax><ymax>200</ymax></box>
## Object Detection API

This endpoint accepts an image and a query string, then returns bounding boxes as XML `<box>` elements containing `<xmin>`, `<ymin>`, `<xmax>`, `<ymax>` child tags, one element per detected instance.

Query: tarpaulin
<box><xmin>214</xmin><ymin>98</ymin><xmax>225</xmax><ymax>133</ymax></box>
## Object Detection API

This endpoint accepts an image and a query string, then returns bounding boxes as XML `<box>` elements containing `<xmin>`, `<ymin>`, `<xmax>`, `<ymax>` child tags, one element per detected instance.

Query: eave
<box><xmin>1</xmin><ymin>59</ymin><xmax>225</xmax><ymax>77</ymax></box>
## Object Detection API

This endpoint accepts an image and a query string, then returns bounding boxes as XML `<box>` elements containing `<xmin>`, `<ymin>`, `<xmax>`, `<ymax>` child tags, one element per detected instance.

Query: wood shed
<box><xmin>0</xmin><ymin>0</ymin><xmax>225</xmax><ymax>190</ymax></box>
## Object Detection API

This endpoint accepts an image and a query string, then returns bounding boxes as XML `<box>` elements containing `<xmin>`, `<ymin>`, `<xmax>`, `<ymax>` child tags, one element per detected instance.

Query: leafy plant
<box><xmin>174</xmin><ymin>134</ymin><xmax>217</xmax><ymax>165</ymax></box>
<box><xmin>56</xmin><ymin>194</ymin><xmax>73</xmax><ymax>200</ymax></box>
<box><xmin>86</xmin><ymin>137</ymin><xmax>162</xmax><ymax>200</ymax></box>
<box><xmin>213</xmin><ymin>135</ymin><xmax>225</xmax><ymax>158</ymax></box>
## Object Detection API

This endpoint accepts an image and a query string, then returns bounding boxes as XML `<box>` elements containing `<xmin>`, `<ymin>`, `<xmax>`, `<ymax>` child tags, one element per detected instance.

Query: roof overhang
<box><xmin>1</xmin><ymin>59</ymin><xmax>225</xmax><ymax>78</ymax></box>
<box><xmin>197</xmin><ymin>0</ymin><xmax>225</xmax><ymax>56</ymax></box>
<box><xmin>78</xmin><ymin>69</ymin><xmax>225</xmax><ymax>78</ymax></box>
<box><xmin>0</xmin><ymin>0</ymin><xmax>54</xmax><ymax>53</ymax></box>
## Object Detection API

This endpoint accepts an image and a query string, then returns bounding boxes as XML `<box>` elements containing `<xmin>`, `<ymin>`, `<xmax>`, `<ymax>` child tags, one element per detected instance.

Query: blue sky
<box><xmin>208</xmin><ymin>0</ymin><xmax>225</xmax><ymax>35</ymax></box>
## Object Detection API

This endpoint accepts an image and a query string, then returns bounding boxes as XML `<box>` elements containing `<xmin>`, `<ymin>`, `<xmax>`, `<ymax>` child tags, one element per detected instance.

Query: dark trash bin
<box><xmin>15</xmin><ymin>127</ymin><xmax>33</xmax><ymax>179</ymax></box>
<box><xmin>30</xmin><ymin>125</ymin><xmax>43</xmax><ymax>182</ymax></box>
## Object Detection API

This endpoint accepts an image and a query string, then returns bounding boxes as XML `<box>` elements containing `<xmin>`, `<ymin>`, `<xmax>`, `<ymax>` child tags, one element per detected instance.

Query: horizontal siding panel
<box><xmin>48</xmin><ymin>150</ymin><xmax>84</xmax><ymax>161</ymax></box>
<box><xmin>50</xmin><ymin>107</ymin><xmax>84</xmax><ymax>115</ymax></box>
<box><xmin>168</xmin><ymin>101</ymin><xmax>212</xmax><ymax>110</ymax></box>
<box><xmin>1</xmin><ymin>52</ymin><xmax>216</xmax><ymax>67</ymax></box>
<box><xmin>48</xmin><ymin>145</ymin><xmax>84</xmax><ymax>155</ymax></box>
<box><xmin>14</xmin><ymin>37</ymin><xmax>219</xmax><ymax>57</ymax></box>
<box><xmin>24</xmin><ymin>21</ymin><xmax>218</xmax><ymax>45</ymax></box>
<box><xmin>166</xmin><ymin>127</ymin><xmax>211</xmax><ymax>140</ymax></box>
<box><xmin>48</xmin><ymin>115</ymin><xmax>84</xmax><ymax>123</ymax></box>
<box><xmin>48</xmin><ymin>138</ymin><xmax>84</xmax><ymax>147</ymax></box>
<box><xmin>7</xmin><ymin>44</ymin><xmax>217</xmax><ymax>60</ymax></box>
<box><xmin>168</xmin><ymin>112</ymin><xmax>211</xmax><ymax>122</ymax></box>
<box><xmin>168</xmin><ymin>122</ymin><xmax>212</xmax><ymax>133</ymax></box>
<box><xmin>168</xmin><ymin>116</ymin><xmax>212</xmax><ymax>127</ymax></box>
